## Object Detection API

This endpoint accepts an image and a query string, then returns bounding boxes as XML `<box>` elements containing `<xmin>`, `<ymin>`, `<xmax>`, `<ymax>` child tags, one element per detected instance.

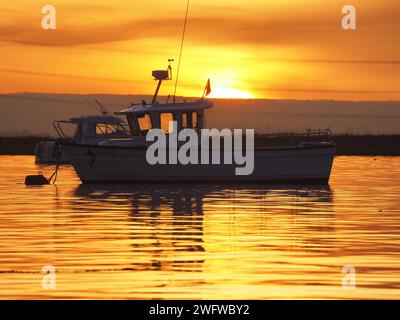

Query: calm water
<box><xmin>0</xmin><ymin>155</ymin><xmax>399</xmax><ymax>299</ymax></box>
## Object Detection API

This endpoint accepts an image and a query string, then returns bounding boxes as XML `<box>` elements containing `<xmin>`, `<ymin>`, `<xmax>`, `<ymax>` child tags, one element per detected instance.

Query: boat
<box><xmin>61</xmin><ymin>62</ymin><xmax>336</xmax><ymax>184</ymax></box>
<box><xmin>35</xmin><ymin>114</ymin><xmax>129</xmax><ymax>164</ymax></box>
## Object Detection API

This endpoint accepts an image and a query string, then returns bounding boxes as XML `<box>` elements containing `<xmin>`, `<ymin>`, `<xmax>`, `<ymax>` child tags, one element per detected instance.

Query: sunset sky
<box><xmin>1</xmin><ymin>0</ymin><xmax>400</xmax><ymax>100</ymax></box>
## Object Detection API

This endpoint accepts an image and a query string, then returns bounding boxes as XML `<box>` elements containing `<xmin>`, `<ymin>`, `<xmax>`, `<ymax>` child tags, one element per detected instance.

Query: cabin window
<box><xmin>181</xmin><ymin>113</ymin><xmax>188</xmax><ymax>128</ymax></box>
<box><xmin>72</xmin><ymin>124</ymin><xmax>83</xmax><ymax>141</ymax></box>
<box><xmin>136</xmin><ymin>113</ymin><xmax>153</xmax><ymax>134</ymax></box>
<box><xmin>192</xmin><ymin>112</ymin><xmax>198</xmax><ymax>130</ymax></box>
<box><xmin>95</xmin><ymin>124</ymin><xmax>119</xmax><ymax>135</ymax></box>
<box><xmin>127</xmin><ymin>117</ymin><xmax>138</xmax><ymax>136</ymax></box>
<box><xmin>160</xmin><ymin>112</ymin><xmax>175</xmax><ymax>134</ymax></box>
<box><xmin>181</xmin><ymin>111</ymin><xmax>198</xmax><ymax>130</ymax></box>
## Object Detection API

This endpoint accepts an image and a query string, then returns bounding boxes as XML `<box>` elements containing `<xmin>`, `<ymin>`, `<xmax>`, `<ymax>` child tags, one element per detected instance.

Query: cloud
<box><xmin>1</xmin><ymin>4</ymin><xmax>399</xmax><ymax>49</ymax></box>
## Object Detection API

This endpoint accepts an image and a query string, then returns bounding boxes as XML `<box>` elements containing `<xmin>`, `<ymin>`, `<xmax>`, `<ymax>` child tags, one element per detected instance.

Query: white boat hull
<box><xmin>63</xmin><ymin>143</ymin><xmax>336</xmax><ymax>184</ymax></box>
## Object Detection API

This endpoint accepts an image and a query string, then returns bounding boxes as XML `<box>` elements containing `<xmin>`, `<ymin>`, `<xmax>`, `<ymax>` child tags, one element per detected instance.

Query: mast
<box><xmin>172</xmin><ymin>0</ymin><xmax>190</xmax><ymax>103</ymax></box>
<box><xmin>151</xmin><ymin>59</ymin><xmax>173</xmax><ymax>104</ymax></box>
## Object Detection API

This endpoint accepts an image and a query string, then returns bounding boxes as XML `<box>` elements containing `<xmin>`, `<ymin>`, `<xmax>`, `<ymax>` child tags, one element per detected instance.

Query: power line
<box><xmin>1</xmin><ymin>69</ymin><xmax>399</xmax><ymax>97</ymax></box>
<box><xmin>260</xmin><ymin>88</ymin><xmax>400</xmax><ymax>94</ymax></box>
<box><xmin>0</xmin><ymin>68</ymin><xmax>147</xmax><ymax>84</ymax></box>
<box><xmin>0</xmin><ymin>93</ymin><xmax>153</xmax><ymax>107</ymax></box>
<box><xmin>3</xmin><ymin>39</ymin><xmax>400</xmax><ymax>66</ymax></box>
<box><xmin>82</xmin><ymin>45</ymin><xmax>400</xmax><ymax>65</ymax></box>
<box><xmin>252</xmin><ymin>58</ymin><xmax>400</xmax><ymax>65</ymax></box>
<box><xmin>0</xmin><ymin>93</ymin><xmax>88</xmax><ymax>104</ymax></box>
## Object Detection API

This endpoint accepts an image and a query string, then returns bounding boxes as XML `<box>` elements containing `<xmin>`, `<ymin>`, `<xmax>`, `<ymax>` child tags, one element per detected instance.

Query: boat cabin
<box><xmin>53</xmin><ymin>115</ymin><xmax>129</xmax><ymax>144</ymax></box>
<box><xmin>115</xmin><ymin>60</ymin><xmax>213</xmax><ymax>137</ymax></box>
<box><xmin>116</xmin><ymin>99</ymin><xmax>213</xmax><ymax>136</ymax></box>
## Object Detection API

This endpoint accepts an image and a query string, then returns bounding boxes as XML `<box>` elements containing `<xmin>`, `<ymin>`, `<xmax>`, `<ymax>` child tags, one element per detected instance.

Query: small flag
<box><xmin>204</xmin><ymin>78</ymin><xmax>211</xmax><ymax>97</ymax></box>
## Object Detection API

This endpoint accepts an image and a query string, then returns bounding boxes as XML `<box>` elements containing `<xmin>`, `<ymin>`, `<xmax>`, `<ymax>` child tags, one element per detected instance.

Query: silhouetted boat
<box><xmin>35</xmin><ymin>114</ymin><xmax>129</xmax><ymax>164</ymax></box>
<box><xmin>62</xmin><ymin>62</ymin><xmax>336</xmax><ymax>184</ymax></box>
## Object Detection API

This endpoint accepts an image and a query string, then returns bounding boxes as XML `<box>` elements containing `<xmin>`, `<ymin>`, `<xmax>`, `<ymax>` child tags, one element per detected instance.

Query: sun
<box><xmin>202</xmin><ymin>69</ymin><xmax>255</xmax><ymax>99</ymax></box>
<box><xmin>208</xmin><ymin>87</ymin><xmax>255</xmax><ymax>99</ymax></box>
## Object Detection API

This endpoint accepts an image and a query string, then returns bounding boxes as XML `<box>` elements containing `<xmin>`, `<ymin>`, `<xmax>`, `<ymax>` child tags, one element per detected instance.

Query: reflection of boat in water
<box><xmin>35</xmin><ymin>114</ymin><xmax>129</xmax><ymax>164</ymax></box>
<box><xmin>73</xmin><ymin>183</ymin><xmax>333</xmax><ymax>204</ymax></box>
<box><xmin>73</xmin><ymin>184</ymin><xmax>209</xmax><ymax>271</ymax></box>
<box><xmin>71</xmin><ymin>184</ymin><xmax>335</xmax><ymax>263</ymax></box>
<box><xmin>62</xmin><ymin>62</ymin><xmax>336</xmax><ymax>184</ymax></box>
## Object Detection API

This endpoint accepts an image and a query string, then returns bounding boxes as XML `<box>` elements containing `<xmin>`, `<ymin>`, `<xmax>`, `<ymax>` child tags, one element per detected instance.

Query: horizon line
<box><xmin>1</xmin><ymin>92</ymin><xmax>400</xmax><ymax>104</ymax></box>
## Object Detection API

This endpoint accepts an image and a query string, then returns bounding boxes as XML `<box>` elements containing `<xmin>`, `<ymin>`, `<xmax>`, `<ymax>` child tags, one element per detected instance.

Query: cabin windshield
<box><xmin>95</xmin><ymin>124</ymin><xmax>124</xmax><ymax>135</ymax></box>
<box><xmin>181</xmin><ymin>111</ymin><xmax>199</xmax><ymax>130</ymax></box>
<box><xmin>160</xmin><ymin>112</ymin><xmax>175</xmax><ymax>133</ymax></box>
<box><xmin>136</xmin><ymin>113</ymin><xmax>153</xmax><ymax>135</ymax></box>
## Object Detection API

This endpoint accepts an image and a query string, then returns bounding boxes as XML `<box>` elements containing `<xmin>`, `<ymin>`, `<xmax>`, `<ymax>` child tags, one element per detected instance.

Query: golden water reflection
<box><xmin>0</xmin><ymin>156</ymin><xmax>399</xmax><ymax>299</ymax></box>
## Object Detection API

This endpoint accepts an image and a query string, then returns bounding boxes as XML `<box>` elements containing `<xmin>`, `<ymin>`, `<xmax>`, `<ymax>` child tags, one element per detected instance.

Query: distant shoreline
<box><xmin>0</xmin><ymin>135</ymin><xmax>399</xmax><ymax>156</ymax></box>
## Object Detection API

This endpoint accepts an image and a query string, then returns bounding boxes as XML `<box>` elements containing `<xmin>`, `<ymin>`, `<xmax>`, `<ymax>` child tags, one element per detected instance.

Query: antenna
<box><xmin>76</xmin><ymin>92</ymin><xmax>103</xmax><ymax>114</ymax></box>
<box><xmin>95</xmin><ymin>99</ymin><xmax>108</xmax><ymax>115</ymax></box>
<box><xmin>172</xmin><ymin>0</ymin><xmax>190</xmax><ymax>103</ymax></box>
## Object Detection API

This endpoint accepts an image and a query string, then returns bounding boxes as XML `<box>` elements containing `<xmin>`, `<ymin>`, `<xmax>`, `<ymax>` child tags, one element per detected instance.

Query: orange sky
<box><xmin>0</xmin><ymin>0</ymin><xmax>400</xmax><ymax>100</ymax></box>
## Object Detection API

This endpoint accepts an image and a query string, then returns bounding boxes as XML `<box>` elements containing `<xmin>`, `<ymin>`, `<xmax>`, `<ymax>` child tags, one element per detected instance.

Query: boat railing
<box><xmin>297</xmin><ymin>128</ymin><xmax>333</xmax><ymax>144</ymax></box>
<box><xmin>53</xmin><ymin>120</ymin><xmax>73</xmax><ymax>139</ymax></box>
<box><xmin>254</xmin><ymin>128</ymin><xmax>333</xmax><ymax>148</ymax></box>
